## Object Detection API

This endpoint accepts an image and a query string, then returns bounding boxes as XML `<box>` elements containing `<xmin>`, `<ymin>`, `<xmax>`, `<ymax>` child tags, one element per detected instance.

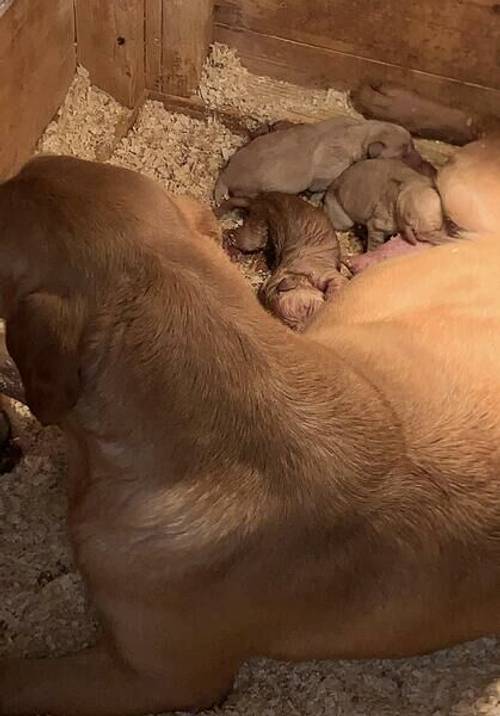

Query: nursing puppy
<box><xmin>232</xmin><ymin>193</ymin><xmax>346</xmax><ymax>331</ymax></box>
<box><xmin>1</xmin><ymin>156</ymin><xmax>500</xmax><ymax>716</ymax></box>
<box><xmin>214</xmin><ymin>116</ymin><xmax>418</xmax><ymax>204</ymax></box>
<box><xmin>339</xmin><ymin>135</ymin><xmax>500</xmax><ymax>274</ymax></box>
<box><xmin>325</xmin><ymin>158</ymin><xmax>445</xmax><ymax>250</ymax></box>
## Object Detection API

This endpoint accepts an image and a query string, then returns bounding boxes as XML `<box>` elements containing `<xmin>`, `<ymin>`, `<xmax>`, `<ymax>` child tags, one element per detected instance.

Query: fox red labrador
<box><xmin>0</xmin><ymin>155</ymin><xmax>499</xmax><ymax>716</ymax></box>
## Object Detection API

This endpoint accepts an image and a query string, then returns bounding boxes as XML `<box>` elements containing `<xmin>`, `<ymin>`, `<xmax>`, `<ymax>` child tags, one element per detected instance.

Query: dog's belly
<box><xmin>267</xmin><ymin>589</ymin><xmax>500</xmax><ymax>662</ymax></box>
<box><xmin>252</xmin><ymin>524</ymin><xmax>500</xmax><ymax>662</ymax></box>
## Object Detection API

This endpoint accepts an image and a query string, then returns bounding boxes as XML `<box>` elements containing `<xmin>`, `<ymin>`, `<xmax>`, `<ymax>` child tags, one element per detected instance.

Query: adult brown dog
<box><xmin>0</xmin><ymin>155</ymin><xmax>499</xmax><ymax>716</ymax></box>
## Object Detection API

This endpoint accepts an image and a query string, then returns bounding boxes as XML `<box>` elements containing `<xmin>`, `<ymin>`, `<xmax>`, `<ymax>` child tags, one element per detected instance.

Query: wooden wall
<box><xmin>214</xmin><ymin>0</ymin><xmax>500</xmax><ymax>115</ymax></box>
<box><xmin>147</xmin><ymin>0</ymin><xmax>214</xmax><ymax>97</ymax></box>
<box><xmin>75</xmin><ymin>0</ymin><xmax>146</xmax><ymax>108</ymax></box>
<box><xmin>72</xmin><ymin>0</ymin><xmax>214</xmax><ymax>107</ymax></box>
<box><xmin>0</xmin><ymin>0</ymin><xmax>76</xmax><ymax>180</ymax></box>
<box><xmin>2</xmin><ymin>0</ymin><xmax>499</xmax><ymax>182</ymax></box>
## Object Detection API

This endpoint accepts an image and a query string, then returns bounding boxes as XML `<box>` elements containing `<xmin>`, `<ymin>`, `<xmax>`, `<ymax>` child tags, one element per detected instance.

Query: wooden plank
<box><xmin>162</xmin><ymin>0</ymin><xmax>214</xmax><ymax>96</ymax></box>
<box><xmin>145</xmin><ymin>0</ymin><xmax>162</xmax><ymax>91</ymax></box>
<box><xmin>149</xmin><ymin>90</ymin><xmax>250</xmax><ymax>135</ymax></box>
<box><xmin>215</xmin><ymin>0</ymin><xmax>500</xmax><ymax>90</ymax></box>
<box><xmin>215</xmin><ymin>26</ymin><xmax>500</xmax><ymax>118</ymax></box>
<box><xmin>0</xmin><ymin>0</ymin><xmax>75</xmax><ymax>180</ymax></box>
<box><xmin>75</xmin><ymin>0</ymin><xmax>145</xmax><ymax>108</ymax></box>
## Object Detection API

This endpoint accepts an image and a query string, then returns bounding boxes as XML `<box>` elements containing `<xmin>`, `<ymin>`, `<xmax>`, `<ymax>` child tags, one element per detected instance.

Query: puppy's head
<box><xmin>259</xmin><ymin>273</ymin><xmax>325</xmax><ymax>332</ymax></box>
<box><xmin>232</xmin><ymin>215</ymin><xmax>269</xmax><ymax>253</ymax></box>
<box><xmin>365</xmin><ymin>121</ymin><xmax>413</xmax><ymax>160</ymax></box>
<box><xmin>397</xmin><ymin>183</ymin><xmax>445</xmax><ymax>244</ymax></box>
<box><xmin>0</xmin><ymin>155</ymin><xmax>168</xmax><ymax>426</ymax></box>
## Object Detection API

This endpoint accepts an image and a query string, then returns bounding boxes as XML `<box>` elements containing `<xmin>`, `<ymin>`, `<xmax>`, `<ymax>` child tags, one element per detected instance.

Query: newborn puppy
<box><xmin>232</xmin><ymin>193</ymin><xmax>346</xmax><ymax>331</ymax></box>
<box><xmin>214</xmin><ymin>116</ymin><xmax>417</xmax><ymax>204</ymax></box>
<box><xmin>350</xmin><ymin>82</ymin><xmax>500</xmax><ymax>146</ymax></box>
<box><xmin>325</xmin><ymin>158</ymin><xmax>445</xmax><ymax>250</ymax></box>
<box><xmin>260</xmin><ymin>267</ymin><xmax>347</xmax><ymax>332</ymax></box>
<box><xmin>343</xmin><ymin>135</ymin><xmax>500</xmax><ymax>276</ymax></box>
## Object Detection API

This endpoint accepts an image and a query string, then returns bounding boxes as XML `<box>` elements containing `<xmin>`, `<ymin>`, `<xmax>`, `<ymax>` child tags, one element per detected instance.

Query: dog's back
<box><xmin>437</xmin><ymin>137</ymin><xmax>500</xmax><ymax>233</ymax></box>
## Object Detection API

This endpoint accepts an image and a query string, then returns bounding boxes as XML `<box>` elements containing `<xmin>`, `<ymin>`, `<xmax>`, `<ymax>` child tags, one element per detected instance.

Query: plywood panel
<box><xmin>75</xmin><ymin>0</ymin><xmax>145</xmax><ymax>107</ymax></box>
<box><xmin>162</xmin><ymin>0</ymin><xmax>214</xmax><ymax>96</ymax></box>
<box><xmin>215</xmin><ymin>0</ymin><xmax>500</xmax><ymax>90</ymax></box>
<box><xmin>0</xmin><ymin>0</ymin><xmax>75</xmax><ymax>180</ymax></box>
<box><xmin>215</xmin><ymin>26</ymin><xmax>500</xmax><ymax>117</ymax></box>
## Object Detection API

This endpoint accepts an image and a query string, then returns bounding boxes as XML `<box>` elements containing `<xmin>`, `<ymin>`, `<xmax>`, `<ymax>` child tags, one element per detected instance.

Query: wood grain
<box><xmin>215</xmin><ymin>0</ymin><xmax>500</xmax><ymax>90</ymax></box>
<box><xmin>215</xmin><ymin>26</ymin><xmax>500</xmax><ymax>117</ymax></box>
<box><xmin>0</xmin><ymin>0</ymin><xmax>75</xmax><ymax>180</ymax></box>
<box><xmin>162</xmin><ymin>0</ymin><xmax>214</xmax><ymax>96</ymax></box>
<box><xmin>75</xmin><ymin>0</ymin><xmax>145</xmax><ymax>107</ymax></box>
<box><xmin>145</xmin><ymin>0</ymin><xmax>162</xmax><ymax>91</ymax></box>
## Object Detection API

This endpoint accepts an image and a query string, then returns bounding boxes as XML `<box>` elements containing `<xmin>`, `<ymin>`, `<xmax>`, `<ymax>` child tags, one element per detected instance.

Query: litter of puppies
<box><xmin>214</xmin><ymin>88</ymin><xmax>496</xmax><ymax>330</ymax></box>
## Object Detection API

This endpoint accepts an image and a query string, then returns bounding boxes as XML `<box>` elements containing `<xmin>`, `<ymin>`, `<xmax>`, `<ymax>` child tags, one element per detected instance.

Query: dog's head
<box><xmin>0</xmin><ymin>155</ymin><xmax>172</xmax><ymax>426</ymax></box>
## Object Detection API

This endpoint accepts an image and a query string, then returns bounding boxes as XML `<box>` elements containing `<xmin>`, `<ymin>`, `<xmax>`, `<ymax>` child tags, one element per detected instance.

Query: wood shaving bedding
<box><xmin>1</xmin><ymin>43</ymin><xmax>498</xmax><ymax>716</ymax></box>
<box><xmin>110</xmin><ymin>100</ymin><xmax>244</xmax><ymax>203</ymax></box>
<box><xmin>38</xmin><ymin>66</ymin><xmax>126</xmax><ymax>161</ymax></box>
<box><xmin>199</xmin><ymin>43</ymin><xmax>359</xmax><ymax>125</ymax></box>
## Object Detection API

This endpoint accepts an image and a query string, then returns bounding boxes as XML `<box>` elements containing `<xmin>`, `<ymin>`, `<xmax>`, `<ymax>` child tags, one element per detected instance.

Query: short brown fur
<box><xmin>1</xmin><ymin>155</ymin><xmax>500</xmax><ymax>716</ymax></box>
<box><xmin>232</xmin><ymin>192</ymin><xmax>345</xmax><ymax>331</ymax></box>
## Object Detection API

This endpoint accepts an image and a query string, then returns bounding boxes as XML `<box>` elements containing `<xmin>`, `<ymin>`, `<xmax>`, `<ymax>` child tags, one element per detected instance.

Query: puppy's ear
<box><xmin>6</xmin><ymin>292</ymin><xmax>85</xmax><ymax>426</ymax></box>
<box><xmin>367</xmin><ymin>141</ymin><xmax>385</xmax><ymax>158</ymax></box>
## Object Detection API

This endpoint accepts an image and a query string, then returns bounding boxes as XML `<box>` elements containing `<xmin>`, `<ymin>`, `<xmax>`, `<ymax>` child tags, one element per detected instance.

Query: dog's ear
<box><xmin>367</xmin><ymin>141</ymin><xmax>385</xmax><ymax>158</ymax></box>
<box><xmin>6</xmin><ymin>292</ymin><xmax>85</xmax><ymax>426</ymax></box>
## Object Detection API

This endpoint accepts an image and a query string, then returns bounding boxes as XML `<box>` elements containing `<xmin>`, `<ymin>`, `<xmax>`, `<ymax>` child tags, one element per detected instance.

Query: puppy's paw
<box><xmin>350</xmin><ymin>83</ymin><xmax>398</xmax><ymax>118</ymax></box>
<box><xmin>351</xmin><ymin>83</ymin><xmax>431</xmax><ymax>128</ymax></box>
